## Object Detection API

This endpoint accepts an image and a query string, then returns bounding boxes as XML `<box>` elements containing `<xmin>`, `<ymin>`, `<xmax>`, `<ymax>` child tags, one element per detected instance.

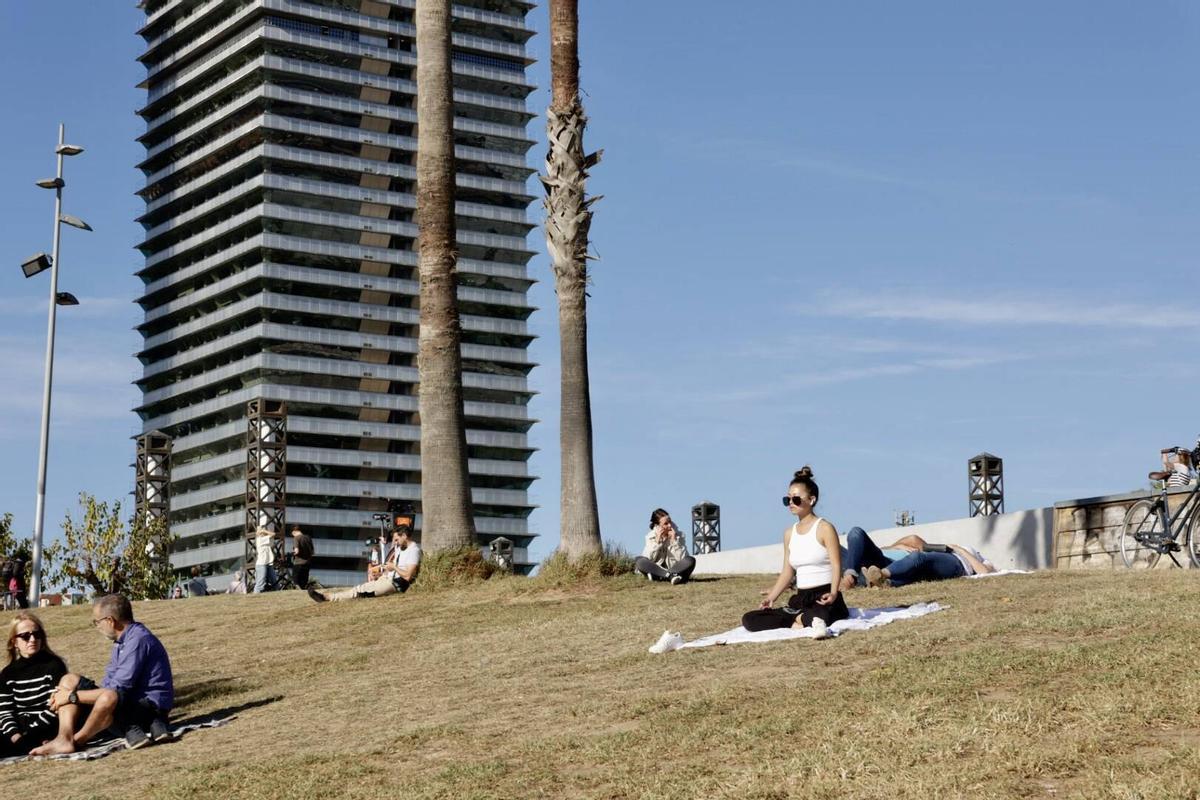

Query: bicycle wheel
<box><xmin>1186</xmin><ymin>510</ymin><xmax>1200</xmax><ymax>569</ymax></box>
<box><xmin>1120</xmin><ymin>500</ymin><xmax>1163</xmax><ymax>569</ymax></box>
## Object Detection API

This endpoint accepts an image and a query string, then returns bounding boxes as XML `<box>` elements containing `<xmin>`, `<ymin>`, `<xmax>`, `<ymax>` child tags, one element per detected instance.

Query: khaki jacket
<box><xmin>642</xmin><ymin>530</ymin><xmax>689</xmax><ymax>566</ymax></box>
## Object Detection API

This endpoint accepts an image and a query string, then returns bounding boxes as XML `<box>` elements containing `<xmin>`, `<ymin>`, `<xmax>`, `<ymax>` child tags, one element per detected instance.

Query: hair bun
<box><xmin>794</xmin><ymin>466</ymin><xmax>814</xmax><ymax>481</ymax></box>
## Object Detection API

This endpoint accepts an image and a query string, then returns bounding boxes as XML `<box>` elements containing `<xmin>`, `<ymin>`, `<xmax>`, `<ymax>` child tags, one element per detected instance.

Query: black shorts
<box><xmin>109</xmin><ymin>689</ymin><xmax>167</xmax><ymax>735</ymax></box>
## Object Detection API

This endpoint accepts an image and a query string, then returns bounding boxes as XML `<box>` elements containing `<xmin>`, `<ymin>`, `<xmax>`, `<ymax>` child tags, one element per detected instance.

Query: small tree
<box><xmin>48</xmin><ymin>494</ymin><xmax>176</xmax><ymax>600</ymax></box>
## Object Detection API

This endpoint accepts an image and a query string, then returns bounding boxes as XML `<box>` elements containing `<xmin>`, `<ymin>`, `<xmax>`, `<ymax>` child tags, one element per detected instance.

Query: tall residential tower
<box><xmin>134</xmin><ymin>0</ymin><xmax>539</xmax><ymax>586</ymax></box>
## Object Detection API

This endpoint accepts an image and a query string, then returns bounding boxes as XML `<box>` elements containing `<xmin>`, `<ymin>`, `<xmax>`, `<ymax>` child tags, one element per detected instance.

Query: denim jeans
<box><xmin>253</xmin><ymin>564</ymin><xmax>276</xmax><ymax>593</ymax></box>
<box><xmin>843</xmin><ymin>527</ymin><xmax>895</xmax><ymax>575</ymax></box>
<box><xmin>884</xmin><ymin>551</ymin><xmax>965</xmax><ymax>587</ymax></box>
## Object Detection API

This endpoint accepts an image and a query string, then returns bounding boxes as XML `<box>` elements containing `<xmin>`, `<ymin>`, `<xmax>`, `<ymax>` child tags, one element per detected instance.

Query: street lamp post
<box><xmin>24</xmin><ymin>123</ymin><xmax>89</xmax><ymax>607</ymax></box>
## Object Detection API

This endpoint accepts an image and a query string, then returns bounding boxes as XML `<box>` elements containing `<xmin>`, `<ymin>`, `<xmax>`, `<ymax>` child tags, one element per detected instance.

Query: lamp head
<box><xmin>21</xmin><ymin>253</ymin><xmax>52</xmax><ymax>279</ymax></box>
<box><xmin>60</xmin><ymin>214</ymin><xmax>92</xmax><ymax>232</ymax></box>
<box><xmin>56</xmin><ymin>144</ymin><xmax>84</xmax><ymax>156</ymax></box>
<box><xmin>36</xmin><ymin>177</ymin><xmax>65</xmax><ymax>189</ymax></box>
<box><xmin>55</xmin><ymin>292</ymin><xmax>80</xmax><ymax>306</ymax></box>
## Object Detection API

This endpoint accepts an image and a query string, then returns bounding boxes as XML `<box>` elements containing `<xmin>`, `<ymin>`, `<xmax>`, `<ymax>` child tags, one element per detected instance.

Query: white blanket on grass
<box><xmin>966</xmin><ymin>569</ymin><xmax>1031</xmax><ymax>579</ymax></box>
<box><xmin>678</xmin><ymin>602</ymin><xmax>944</xmax><ymax>649</ymax></box>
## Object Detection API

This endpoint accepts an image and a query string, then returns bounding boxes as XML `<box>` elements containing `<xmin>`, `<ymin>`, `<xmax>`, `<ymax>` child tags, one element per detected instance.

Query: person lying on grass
<box><xmin>740</xmin><ymin>466</ymin><xmax>847</xmax><ymax>639</ymax></box>
<box><xmin>308</xmin><ymin>524</ymin><xmax>421</xmax><ymax>603</ymax></box>
<box><xmin>32</xmin><ymin>594</ymin><xmax>174</xmax><ymax>755</ymax></box>
<box><xmin>634</xmin><ymin>509</ymin><xmax>696</xmax><ymax>585</ymax></box>
<box><xmin>837</xmin><ymin>528</ymin><xmax>931</xmax><ymax>592</ymax></box>
<box><xmin>861</xmin><ymin>537</ymin><xmax>995</xmax><ymax>589</ymax></box>
<box><xmin>0</xmin><ymin>612</ymin><xmax>81</xmax><ymax>757</ymax></box>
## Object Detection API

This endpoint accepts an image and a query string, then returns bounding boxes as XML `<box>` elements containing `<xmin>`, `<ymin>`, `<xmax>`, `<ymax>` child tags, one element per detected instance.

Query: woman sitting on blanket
<box><xmin>741</xmin><ymin>466</ymin><xmax>848</xmax><ymax>639</ymax></box>
<box><xmin>0</xmin><ymin>613</ymin><xmax>81</xmax><ymax>756</ymax></box>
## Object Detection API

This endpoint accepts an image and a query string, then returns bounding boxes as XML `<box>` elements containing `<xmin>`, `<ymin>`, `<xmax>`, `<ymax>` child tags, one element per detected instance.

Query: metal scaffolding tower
<box><xmin>134</xmin><ymin>430</ymin><xmax>171</xmax><ymax>524</ymax></box>
<box><xmin>968</xmin><ymin>453</ymin><xmax>1004</xmax><ymax>517</ymax></box>
<box><xmin>245</xmin><ymin>400</ymin><xmax>287</xmax><ymax>575</ymax></box>
<box><xmin>692</xmin><ymin>501</ymin><xmax>721</xmax><ymax>554</ymax></box>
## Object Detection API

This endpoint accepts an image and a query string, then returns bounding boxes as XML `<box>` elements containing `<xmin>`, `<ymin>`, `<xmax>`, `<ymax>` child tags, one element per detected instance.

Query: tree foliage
<box><xmin>47</xmin><ymin>493</ymin><xmax>176</xmax><ymax>600</ymax></box>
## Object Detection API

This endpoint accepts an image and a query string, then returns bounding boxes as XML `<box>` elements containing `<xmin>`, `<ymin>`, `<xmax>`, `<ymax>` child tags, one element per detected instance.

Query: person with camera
<box><xmin>248</xmin><ymin>526</ymin><xmax>281</xmax><ymax>594</ymax></box>
<box><xmin>634</xmin><ymin>509</ymin><xmax>696</xmax><ymax>585</ymax></box>
<box><xmin>308</xmin><ymin>523</ymin><xmax>421</xmax><ymax>603</ymax></box>
<box><xmin>739</xmin><ymin>466</ymin><xmax>848</xmax><ymax>639</ymax></box>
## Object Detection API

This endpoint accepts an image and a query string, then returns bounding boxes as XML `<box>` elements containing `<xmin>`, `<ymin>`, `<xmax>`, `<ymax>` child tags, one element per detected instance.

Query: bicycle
<box><xmin>1118</xmin><ymin>438</ymin><xmax>1200</xmax><ymax>569</ymax></box>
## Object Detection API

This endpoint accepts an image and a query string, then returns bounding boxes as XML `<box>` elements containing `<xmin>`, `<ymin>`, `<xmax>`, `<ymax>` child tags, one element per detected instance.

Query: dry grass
<box><xmin>4</xmin><ymin>570</ymin><xmax>1200</xmax><ymax>799</ymax></box>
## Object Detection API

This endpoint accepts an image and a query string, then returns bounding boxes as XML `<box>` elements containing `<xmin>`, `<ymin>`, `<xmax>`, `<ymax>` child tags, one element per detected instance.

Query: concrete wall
<box><xmin>1053</xmin><ymin>487</ymin><xmax>1193</xmax><ymax>569</ymax></box>
<box><xmin>694</xmin><ymin>507</ymin><xmax>1055</xmax><ymax>575</ymax></box>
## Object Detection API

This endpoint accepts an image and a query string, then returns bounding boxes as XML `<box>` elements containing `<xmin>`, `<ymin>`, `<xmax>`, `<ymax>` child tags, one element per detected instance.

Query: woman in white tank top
<box><xmin>740</xmin><ymin>466</ymin><xmax>849</xmax><ymax>637</ymax></box>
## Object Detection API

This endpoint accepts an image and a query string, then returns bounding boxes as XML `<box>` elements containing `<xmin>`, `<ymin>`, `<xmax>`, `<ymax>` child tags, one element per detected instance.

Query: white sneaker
<box><xmin>809</xmin><ymin>618</ymin><xmax>830</xmax><ymax>640</ymax></box>
<box><xmin>648</xmin><ymin>630</ymin><xmax>685</xmax><ymax>654</ymax></box>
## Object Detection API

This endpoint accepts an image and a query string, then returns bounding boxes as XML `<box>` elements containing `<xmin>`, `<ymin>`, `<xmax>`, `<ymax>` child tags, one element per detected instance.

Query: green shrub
<box><xmin>413</xmin><ymin>546</ymin><xmax>505</xmax><ymax>591</ymax></box>
<box><xmin>535</xmin><ymin>543</ymin><xmax>636</xmax><ymax>586</ymax></box>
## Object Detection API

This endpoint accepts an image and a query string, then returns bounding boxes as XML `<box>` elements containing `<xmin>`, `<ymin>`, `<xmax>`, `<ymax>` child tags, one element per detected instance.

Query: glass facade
<box><xmin>135</xmin><ymin>0</ymin><xmax>539</xmax><ymax>587</ymax></box>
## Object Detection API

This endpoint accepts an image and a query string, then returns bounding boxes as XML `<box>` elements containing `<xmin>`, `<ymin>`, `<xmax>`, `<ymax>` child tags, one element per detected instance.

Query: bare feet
<box><xmin>839</xmin><ymin>571</ymin><xmax>858</xmax><ymax>593</ymax></box>
<box><xmin>865</xmin><ymin>565</ymin><xmax>890</xmax><ymax>588</ymax></box>
<box><xmin>30</xmin><ymin>735</ymin><xmax>76</xmax><ymax>756</ymax></box>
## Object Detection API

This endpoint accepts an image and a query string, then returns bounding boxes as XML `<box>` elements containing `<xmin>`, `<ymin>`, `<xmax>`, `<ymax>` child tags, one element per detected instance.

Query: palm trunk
<box><xmin>544</xmin><ymin>0</ymin><xmax>602</xmax><ymax>559</ymax></box>
<box><xmin>415</xmin><ymin>0</ymin><xmax>476</xmax><ymax>551</ymax></box>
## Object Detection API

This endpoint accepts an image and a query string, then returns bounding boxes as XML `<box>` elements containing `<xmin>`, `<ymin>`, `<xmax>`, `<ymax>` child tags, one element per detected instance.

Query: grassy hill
<box><xmin>5</xmin><ymin>569</ymin><xmax>1200</xmax><ymax>799</ymax></box>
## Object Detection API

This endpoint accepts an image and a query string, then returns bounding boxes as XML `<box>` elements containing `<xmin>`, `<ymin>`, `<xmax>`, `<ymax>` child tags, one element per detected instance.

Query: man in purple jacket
<box><xmin>31</xmin><ymin>594</ymin><xmax>174</xmax><ymax>754</ymax></box>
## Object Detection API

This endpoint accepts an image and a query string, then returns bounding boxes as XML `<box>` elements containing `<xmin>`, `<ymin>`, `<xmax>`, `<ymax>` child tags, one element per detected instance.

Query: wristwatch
<box><xmin>66</xmin><ymin>689</ymin><xmax>79</xmax><ymax>705</ymax></box>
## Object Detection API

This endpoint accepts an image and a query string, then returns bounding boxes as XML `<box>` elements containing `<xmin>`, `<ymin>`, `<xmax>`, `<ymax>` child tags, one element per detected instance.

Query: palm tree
<box><xmin>543</xmin><ymin>0</ymin><xmax>603</xmax><ymax>559</ymax></box>
<box><xmin>414</xmin><ymin>0</ymin><xmax>476</xmax><ymax>551</ymax></box>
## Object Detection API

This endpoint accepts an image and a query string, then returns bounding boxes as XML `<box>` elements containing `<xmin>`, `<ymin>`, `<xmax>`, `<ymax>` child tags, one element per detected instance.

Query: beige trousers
<box><xmin>327</xmin><ymin>574</ymin><xmax>398</xmax><ymax>602</ymax></box>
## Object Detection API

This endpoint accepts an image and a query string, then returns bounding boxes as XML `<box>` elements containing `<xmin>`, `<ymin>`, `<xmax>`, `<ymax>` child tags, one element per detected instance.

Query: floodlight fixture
<box><xmin>56</xmin><ymin>144</ymin><xmax>84</xmax><ymax>156</ymax></box>
<box><xmin>21</xmin><ymin>252</ymin><xmax>52</xmax><ymax>279</ymax></box>
<box><xmin>60</xmin><ymin>214</ymin><xmax>92</xmax><ymax>231</ymax></box>
<box><xmin>36</xmin><ymin>177</ymin><xmax>65</xmax><ymax>189</ymax></box>
<box><xmin>55</xmin><ymin>292</ymin><xmax>79</xmax><ymax>306</ymax></box>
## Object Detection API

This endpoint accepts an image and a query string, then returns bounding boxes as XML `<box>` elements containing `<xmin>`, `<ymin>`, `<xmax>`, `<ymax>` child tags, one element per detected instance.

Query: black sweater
<box><xmin>0</xmin><ymin>651</ymin><xmax>66</xmax><ymax>736</ymax></box>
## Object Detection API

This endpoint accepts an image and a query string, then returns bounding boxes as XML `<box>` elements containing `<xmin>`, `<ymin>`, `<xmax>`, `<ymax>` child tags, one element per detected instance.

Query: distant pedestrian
<box><xmin>290</xmin><ymin>525</ymin><xmax>314</xmax><ymax>590</ymax></box>
<box><xmin>10</xmin><ymin>558</ymin><xmax>27</xmax><ymax>609</ymax></box>
<box><xmin>249</xmin><ymin>527</ymin><xmax>279</xmax><ymax>594</ymax></box>
<box><xmin>185</xmin><ymin>566</ymin><xmax>208</xmax><ymax>598</ymax></box>
<box><xmin>226</xmin><ymin>570</ymin><xmax>247</xmax><ymax>595</ymax></box>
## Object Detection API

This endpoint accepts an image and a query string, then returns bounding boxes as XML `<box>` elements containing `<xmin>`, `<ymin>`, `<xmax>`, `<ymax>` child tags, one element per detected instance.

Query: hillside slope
<box><xmin>4</xmin><ymin>570</ymin><xmax>1199</xmax><ymax>799</ymax></box>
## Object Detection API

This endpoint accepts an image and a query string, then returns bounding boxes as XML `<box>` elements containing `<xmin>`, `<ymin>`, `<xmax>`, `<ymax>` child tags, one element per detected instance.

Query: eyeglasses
<box><xmin>91</xmin><ymin>616</ymin><xmax>113</xmax><ymax>627</ymax></box>
<box><xmin>15</xmin><ymin>630</ymin><xmax>44</xmax><ymax>642</ymax></box>
<box><xmin>781</xmin><ymin>496</ymin><xmax>808</xmax><ymax>507</ymax></box>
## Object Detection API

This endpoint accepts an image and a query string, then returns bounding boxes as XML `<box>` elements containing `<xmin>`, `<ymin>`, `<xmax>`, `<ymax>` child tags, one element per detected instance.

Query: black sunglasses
<box><xmin>15</xmin><ymin>630</ymin><xmax>45</xmax><ymax>642</ymax></box>
<box><xmin>781</xmin><ymin>496</ymin><xmax>809</xmax><ymax>507</ymax></box>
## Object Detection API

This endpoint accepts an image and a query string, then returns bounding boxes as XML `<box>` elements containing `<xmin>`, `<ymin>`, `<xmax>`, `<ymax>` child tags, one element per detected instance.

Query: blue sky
<box><xmin>1</xmin><ymin>2</ymin><xmax>1198</xmax><ymax>564</ymax></box>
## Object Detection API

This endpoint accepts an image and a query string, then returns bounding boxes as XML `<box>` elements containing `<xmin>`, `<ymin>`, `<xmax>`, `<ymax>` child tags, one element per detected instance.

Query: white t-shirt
<box><xmin>952</xmin><ymin>546</ymin><xmax>994</xmax><ymax>576</ymax></box>
<box><xmin>394</xmin><ymin>542</ymin><xmax>421</xmax><ymax>575</ymax></box>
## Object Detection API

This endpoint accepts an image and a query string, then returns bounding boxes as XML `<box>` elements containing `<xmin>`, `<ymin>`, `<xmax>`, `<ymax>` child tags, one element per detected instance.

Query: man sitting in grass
<box><xmin>309</xmin><ymin>524</ymin><xmax>421</xmax><ymax>603</ymax></box>
<box><xmin>32</xmin><ymin>594</ymin><xmax>174</xmax><ymax>754</ymax></box>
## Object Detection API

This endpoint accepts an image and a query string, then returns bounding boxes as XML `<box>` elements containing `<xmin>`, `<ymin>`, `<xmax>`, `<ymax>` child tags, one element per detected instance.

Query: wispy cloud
<box><xmin>816</xmin><ymin>290</ymin><xmax>1198</xmax><ymax>330</ymax></box>
<box><xmin>0</xmin><ymin>336</ymin><xmax>137</xmax><ymax>430</ymax></box>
